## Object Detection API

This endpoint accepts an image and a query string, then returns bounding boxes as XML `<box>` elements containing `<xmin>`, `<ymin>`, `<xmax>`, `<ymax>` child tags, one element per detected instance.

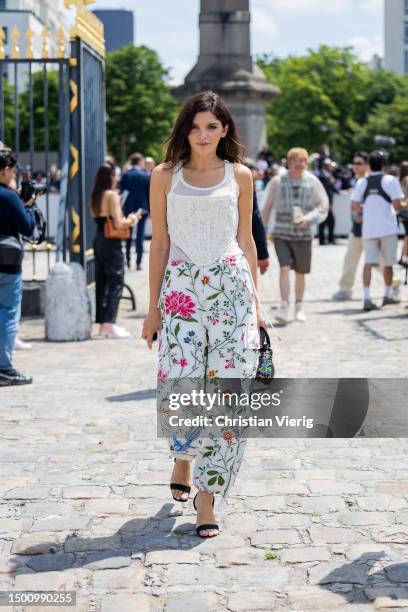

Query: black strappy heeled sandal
<box><xmin>170</xmin><ymin>458</ymin><xmax>191</xmax><ymax>503</ymax></box>
<box><xmin>193</xmin><ymin>493</ymin><xmax>219</xmax><ymax>538</ymax></box>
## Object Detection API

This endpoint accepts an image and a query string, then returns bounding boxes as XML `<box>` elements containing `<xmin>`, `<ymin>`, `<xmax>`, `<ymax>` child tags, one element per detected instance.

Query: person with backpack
<box><xmin>351</xmin><ymin>151</ymin><xmax>404</xmax><ymax>312</ymax></box>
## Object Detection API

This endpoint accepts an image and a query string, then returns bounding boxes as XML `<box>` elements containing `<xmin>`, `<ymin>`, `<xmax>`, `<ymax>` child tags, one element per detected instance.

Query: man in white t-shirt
<box><xmin>351</xmin><ymin>150</ymin><xmax>403</xmax><ymax>311</ymax></box>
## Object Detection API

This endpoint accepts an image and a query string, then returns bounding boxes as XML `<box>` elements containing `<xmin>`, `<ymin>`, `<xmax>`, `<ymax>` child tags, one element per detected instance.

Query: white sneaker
<box><xmin>275</xmin><ymin>304</ymin><xmax>290</xmax><ymax>324</ymax></box>
<box><xmin>14</xmin><ymin>337</ymin><xmax>32</xmax><ymax>350</ymax></box>
<box><xmin>332</xmin><ymin>289</ymin><xmax>352</xmax><ymax>301</ymax></box>
<box><xmin>100</xmin><ymin>325</ymin><xmax>131</xmax><ymax>339</ymax></box>
<box><xmin>295</xmin><ymin>305</ymin><xmax>307</xmax><ymax>322</ymax></box>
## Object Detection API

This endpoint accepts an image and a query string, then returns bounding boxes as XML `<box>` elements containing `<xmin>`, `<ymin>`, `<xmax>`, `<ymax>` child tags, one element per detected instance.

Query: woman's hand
<box><xmin>142</xmin><ymin>308</ymin><xmax>162</xmax><ymax>349</ymax></box>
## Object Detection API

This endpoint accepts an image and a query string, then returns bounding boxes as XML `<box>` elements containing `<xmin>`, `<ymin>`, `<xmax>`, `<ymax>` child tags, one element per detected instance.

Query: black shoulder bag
<box><xmin>0</xmin><ymin>235</ymin><xmax>24</xmax><ymax>267</ymax></box>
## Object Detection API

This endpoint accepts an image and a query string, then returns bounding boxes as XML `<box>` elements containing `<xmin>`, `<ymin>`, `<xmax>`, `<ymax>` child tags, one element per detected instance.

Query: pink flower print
<box><xmin>225</xmin><ymin>256</ymin><xmax>237</xmax><ymax>265</ymax></box>
<box><xmin>171</xmin><ymin>259</ymin><xmax>184</xmax><ymax>267</ymax></box>
<box><xmin>158</xmin><ymin>369</ymin><xmax>169</xmax><ymax>383</ymax></box>
<box><xmin>180</xmin><ymin>358</ymin><xmax>188</xmax><ymax>368</ymax></box>
<box><xmin>212</xmin><ymin>319</ymin><xmax>220</xmax><ymax>326</ymax></box>
<box><xmin>225</xmin><ymin>360</ymin><xmax>236</xmax><ymax>369</ymax></box>
<box><xmin>164</xmin><ymin>291</ymin><xmax>196</xmax><ymax>318</ymax></box>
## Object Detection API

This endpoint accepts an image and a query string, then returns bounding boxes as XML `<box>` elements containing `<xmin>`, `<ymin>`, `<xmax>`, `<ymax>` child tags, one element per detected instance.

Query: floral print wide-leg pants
<box><xmin>157</xmin><ymin>254</ymin><xmax>260</xmax><ymax>500</ymax></box>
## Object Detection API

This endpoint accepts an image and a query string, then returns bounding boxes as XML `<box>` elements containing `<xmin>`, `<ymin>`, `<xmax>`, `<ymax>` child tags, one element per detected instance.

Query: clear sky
<box><xmin>90</xmin><ymin>0</ymin><xmax>384</xmax><ymax>84</ymax></box>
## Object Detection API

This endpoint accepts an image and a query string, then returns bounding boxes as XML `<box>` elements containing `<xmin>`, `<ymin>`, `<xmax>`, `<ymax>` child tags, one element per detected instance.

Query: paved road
<box><xmin>1</xmin><ymin>241</ymin><xmax>408</xmax><ymax>611</ymax></box>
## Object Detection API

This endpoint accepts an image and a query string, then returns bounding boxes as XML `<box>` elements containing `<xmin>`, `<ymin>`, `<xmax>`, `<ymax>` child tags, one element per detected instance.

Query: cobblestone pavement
<box><xmin>1</xmin><ymin>241</ymin><xmax>408</xmax><ymax>612</ymax></box>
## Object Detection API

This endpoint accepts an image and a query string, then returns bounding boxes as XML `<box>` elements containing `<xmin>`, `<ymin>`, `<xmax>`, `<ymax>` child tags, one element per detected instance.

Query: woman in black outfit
<box><xmin>90</xmin><ymin>164</ymin><xmax>141</xmax><ymax>339</ymax></box>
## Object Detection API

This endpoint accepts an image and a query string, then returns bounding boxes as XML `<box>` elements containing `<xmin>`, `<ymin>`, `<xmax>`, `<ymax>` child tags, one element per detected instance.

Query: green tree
<box><xmin>19</xmin><ymin>70</ymin><xmax>60</xmax><ymax>152</ymax></box>
<box><xmin>354</xmin><ymin>95</ymin><xmax>408</xmax><ymax>162</ymax></box>
<box><xmin>106</xmin><ymin>44</ymin><xmax>178</xmax><ymax>163</ymax></box>
<box><xmin>1</xmin><ymin>77</ymin><xmax>16</xmax><ymax>148</ymax></box>
<box><xmin>258</xmin><ymin>46</ymin><xmax>408</xmax><ymax>162</ymax></box>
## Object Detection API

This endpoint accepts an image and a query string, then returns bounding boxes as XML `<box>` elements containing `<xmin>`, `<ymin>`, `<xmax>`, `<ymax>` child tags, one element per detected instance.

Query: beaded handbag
<box><xmin>256</xmin><ymin>327</ymin><xmax>275</xmax><ymax>383</ymax></box>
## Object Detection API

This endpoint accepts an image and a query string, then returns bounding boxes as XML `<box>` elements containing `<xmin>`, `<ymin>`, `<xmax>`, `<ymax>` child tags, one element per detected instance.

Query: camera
<box><xmin>20</xmin><ymin>179</ymin><xmax>47</xmax><ymax>203</ymax></box>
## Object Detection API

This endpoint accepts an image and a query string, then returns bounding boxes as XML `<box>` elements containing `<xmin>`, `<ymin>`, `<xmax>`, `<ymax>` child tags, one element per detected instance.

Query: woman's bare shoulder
<box><xmin>153</xmin><ymin>163</ymin><xmax>174</xmax><ymax>180</ymax></box>
<box><xmin>233</xmin><ymin>163</ymin><xmax>253</xmax><ymax>184</ymax></box>
<box><xmin>104</xmin><ymin>189</ymin><xmax>119</xmax><ymax>199</ymax></box>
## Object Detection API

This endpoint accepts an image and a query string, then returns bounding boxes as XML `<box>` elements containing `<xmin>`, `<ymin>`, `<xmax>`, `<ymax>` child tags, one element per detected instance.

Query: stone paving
<box><xmin>1</xmin><ymin>240</ymin><xmax>408</xmax><ymax>612</ymax></box>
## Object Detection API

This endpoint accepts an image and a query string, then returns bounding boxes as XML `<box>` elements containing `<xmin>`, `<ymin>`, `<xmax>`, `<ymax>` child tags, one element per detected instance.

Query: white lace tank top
<box><xmin>167</xmin><ymin>160</ymin><xmax>243</xmax><ymax>266</ymax></box>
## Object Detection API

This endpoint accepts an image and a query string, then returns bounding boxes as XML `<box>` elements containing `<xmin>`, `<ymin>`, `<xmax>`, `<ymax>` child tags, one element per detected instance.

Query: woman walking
<box><xmin>142</xmin><ymin>91</ymin><xmax>267</xmax><ymax>538</ymax></box>
<box><xmin>398</xmin><ymin>161</ymin><xmax>408</xmax><ymax>268</ymax></box>
<box><xmin>90</xmin><ymin>164</ymin><xmax>141</xmax><ymax>339</ymax></box>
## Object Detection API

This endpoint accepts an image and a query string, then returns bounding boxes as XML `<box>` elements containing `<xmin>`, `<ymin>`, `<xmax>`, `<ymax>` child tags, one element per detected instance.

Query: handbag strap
<box><xmin>247</xmin><ymin>271</ymin><xmax>282</xmax><ymax>342</ymax></box>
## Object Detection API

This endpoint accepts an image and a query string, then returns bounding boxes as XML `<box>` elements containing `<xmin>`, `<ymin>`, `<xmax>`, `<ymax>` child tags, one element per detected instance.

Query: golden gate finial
<box><xmin>64</xmin><ymin>0</ymin><xmax>104</xmax><ymax>57</ymax></box>
<box><xmin>0</xmin><ymin>27</ymin><xmax>5</xmax><ymax>60</ymax></box>
<box><xmin>25</xmin><ymin>27</ymin><xmax>34</xmax><ymax>59</ymax></box>
<box><xmin>57</xmin><ymin>27</ymin><xmax>66</xmax><ymax>58</ymax></box>
<box><xmin>64</xmin><ymin>0</ymin><xmax>94</xmax><ymax>9</ymax></box>
<box><xmin>41</xmin><ymin>27</ymin><xmax>50</xmax><ymax>59</ymax></box>
<box><xmin>11</xmin><ymin>27</ymin><xmax>21</xmax><ymax>59</ymax></box>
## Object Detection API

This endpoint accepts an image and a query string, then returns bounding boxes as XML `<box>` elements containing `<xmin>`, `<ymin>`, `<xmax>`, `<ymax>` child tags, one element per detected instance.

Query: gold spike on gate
<box><xmin>57</xmin><ymin>27</ymin><xmax>66</xmax><ymax>58</ymax></box>
<box><xmin>11</xmin><ymin>27</ymin><xmax>21</xmax><ymax>59</ymax></box>
<box><xmin>25</xmin><ymin>27</ymin><xmax>35</xmax><ymax>59</ymax></box>
<box><xmin>41</xmin><ymin>27</ymin><xmax>50</xmax><ymax>59</ymax></box>
<box><xmin>0</xmin><ymin>27</ymin><xmax>5</xmax><ymax>60</ymax></box>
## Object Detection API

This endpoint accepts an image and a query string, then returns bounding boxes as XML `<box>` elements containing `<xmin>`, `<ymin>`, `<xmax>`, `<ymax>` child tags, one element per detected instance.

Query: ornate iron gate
<box><xmin>0</xmin><ymin>1</ymin><xmax>106</xmax><ymax>283</ymax></box>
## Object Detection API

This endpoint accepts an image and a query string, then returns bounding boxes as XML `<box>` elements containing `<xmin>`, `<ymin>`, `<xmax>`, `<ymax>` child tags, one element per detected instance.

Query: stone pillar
<box><xmin>45</xmin><ymin>262</ymin><xmax>92</xmax><ymax>342</ymax></box>
<box><xmin>173</xmin><ymin>0</ymin><xmax>279</xmax><ymax>159</ymax></box>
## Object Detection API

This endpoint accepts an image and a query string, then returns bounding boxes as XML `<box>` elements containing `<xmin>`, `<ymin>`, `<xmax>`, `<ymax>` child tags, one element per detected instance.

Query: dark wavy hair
<box><xmin>399</xmin><ymin>161</ymin><xmax>408</xmax><ymax>184</ymax></box>
<box><xmin>89</xmin><ymin>164</ymin><xmax>115</xmax><ymax>217</ymax></box>
<box><xmin>164</xmin><ymin>91</ymin><xmax>244</xmax><ymax>167</ymax></box>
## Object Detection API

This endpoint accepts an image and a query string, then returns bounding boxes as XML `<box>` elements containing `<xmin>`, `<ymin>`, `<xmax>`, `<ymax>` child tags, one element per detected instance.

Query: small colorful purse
<box><xmin>256</xmin><ymin>327</ymin><xmax>275</xmax><ymax>383</ymax></box>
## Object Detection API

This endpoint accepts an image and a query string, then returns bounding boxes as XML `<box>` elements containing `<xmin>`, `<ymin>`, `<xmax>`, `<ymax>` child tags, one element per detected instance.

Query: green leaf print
<box><xmin>194</xmin><ymin>269</ymin><xmax>200</xmax><ymax>280</ymax></box>
<box><xmin>207</xmin><ymin>470</ymin><xmax>219</xmax><ymax>476</ymax></box>
<box><xmin>174</xmin><ymin>323</ymin><xmax>180</xmax><ymax>336</ymax></box>
<box><xmin>218</xmin><ymin>475</ymin><xmax>225</xmax><ymax>486</ymax></box>
<box><xmin>208</xmin><ymin>476</ymin><xmax>217</xmax><ymax>486</ymax></box>
<box><xmin>208</xmin><ymin>293</ymin><xmax>221</xmax><ymax>300</ymax></box>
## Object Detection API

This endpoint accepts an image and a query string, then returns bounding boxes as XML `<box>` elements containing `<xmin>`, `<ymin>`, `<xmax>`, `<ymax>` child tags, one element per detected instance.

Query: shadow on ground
<box><xmin>9</xmin><ymin>504</ymin><xmax>201</xmax><ymax>575</ymax></box>
<box><xmin>320</xmin><ymin>552</ymin><xmax>408</xmax><ymax>605</ymax></box>
<box><xmin>106</xmin><ymin>388</ymin><xmax>156</xmax><ymax>402</ymax></box>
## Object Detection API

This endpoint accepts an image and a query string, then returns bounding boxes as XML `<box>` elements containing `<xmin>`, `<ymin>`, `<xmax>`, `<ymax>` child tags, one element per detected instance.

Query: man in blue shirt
<box><xmin>120</xmin><ymin>153</ymin><xmax>150</xmax><ymax>270</ymax></box>
<box><xmin>0</xmin><ymin>152</ymin><xmax>35</xmax><ymax>386</ymax></box>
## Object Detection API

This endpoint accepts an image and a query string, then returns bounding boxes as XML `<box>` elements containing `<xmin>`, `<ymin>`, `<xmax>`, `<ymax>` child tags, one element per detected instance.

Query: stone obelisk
<box><xmin>173</xmin><ymin>0</ymin><xmax>279</xmax><ymax>158</ymax></box>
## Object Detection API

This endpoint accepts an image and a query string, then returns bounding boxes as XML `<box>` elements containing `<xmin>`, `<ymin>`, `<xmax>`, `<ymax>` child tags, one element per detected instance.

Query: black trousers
<box><xmin>319</xmin><ymin>206</ymin><xmax>335</xmax><ymax>244</ymax></box>
<box><xmin>94</xmin><ymin>234</ymin><xmax>124</xmax><ymax>324</ymax></box>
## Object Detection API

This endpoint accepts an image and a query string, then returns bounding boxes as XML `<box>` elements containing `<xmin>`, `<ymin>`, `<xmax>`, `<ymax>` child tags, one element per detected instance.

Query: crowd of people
<box><xmin>91</xmin><ymin>142</ymin><xmax>408</xmax><ymax>339</ymax></box>
<box><xmin>248</xmin><ymin>145</ymin><xmax>408</xmax><ymax>318</ymax></box>
<box><xmin>2</xmin><ymin>89</ymin><xmax>408</xmax><ymax>541</ymax></box>
<box><xmin>2</xmin><ymin>107</ymin><xmax>408</xmax><ymax>390</ymax></box>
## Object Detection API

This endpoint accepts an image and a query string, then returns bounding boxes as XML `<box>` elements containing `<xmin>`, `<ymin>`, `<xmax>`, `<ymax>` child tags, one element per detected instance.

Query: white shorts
<box><xmin>364</xmin><ymin>234</ymin><xmax>398</xmax><ymax>266</ymax></box>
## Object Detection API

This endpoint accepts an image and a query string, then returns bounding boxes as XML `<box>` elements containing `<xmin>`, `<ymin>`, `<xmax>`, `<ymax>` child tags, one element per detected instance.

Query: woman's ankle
<box><xmin>100</xmin><ymin>323</ymin><xmax>113</xmax><ymax>333</ymax></box>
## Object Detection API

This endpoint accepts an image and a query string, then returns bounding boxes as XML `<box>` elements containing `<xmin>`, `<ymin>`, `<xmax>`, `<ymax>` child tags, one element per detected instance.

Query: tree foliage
<box><xmin>19</xmin><ymin>70</ymin><xmax>60</xmax><ymax>151</ymax></box>
<box><xmin>354</xmin><ymin>96</ymin><xmax>408</xmax><ymax>163</ymax></box>
<box><xmin>106</xmin><ymin>44</ymin><xmax>178</xmax><ymax>163</ymax></box>
<box><xmin>2</xmin><ymin>70</ymin><xmax>60</xmax><ymax>153</ymax></box>
<box><xmin>258</xmin><ymin>46</ymin><xmax>408</xmax><ymax>162</ymax></box>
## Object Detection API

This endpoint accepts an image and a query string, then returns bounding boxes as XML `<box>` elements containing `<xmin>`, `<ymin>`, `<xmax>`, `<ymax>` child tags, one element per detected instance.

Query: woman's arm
<box><xmin>235</xmin><ymin>164</ymin><xmax>267</xmax><ymax>328</ymax></box>
<box><xmin>236</xmin><ymin>164</ymin><xmax>258</xmax><ymax>290</ymax></box>
<box><xmin>142</xmin><ymin>164</ymin><xmax>171</xmax><ymax>348</ymax></box>
<box><xmin>107</xmin><ymin>191</ymin><xmax>139</xmax><ymax>229</ymax></box>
